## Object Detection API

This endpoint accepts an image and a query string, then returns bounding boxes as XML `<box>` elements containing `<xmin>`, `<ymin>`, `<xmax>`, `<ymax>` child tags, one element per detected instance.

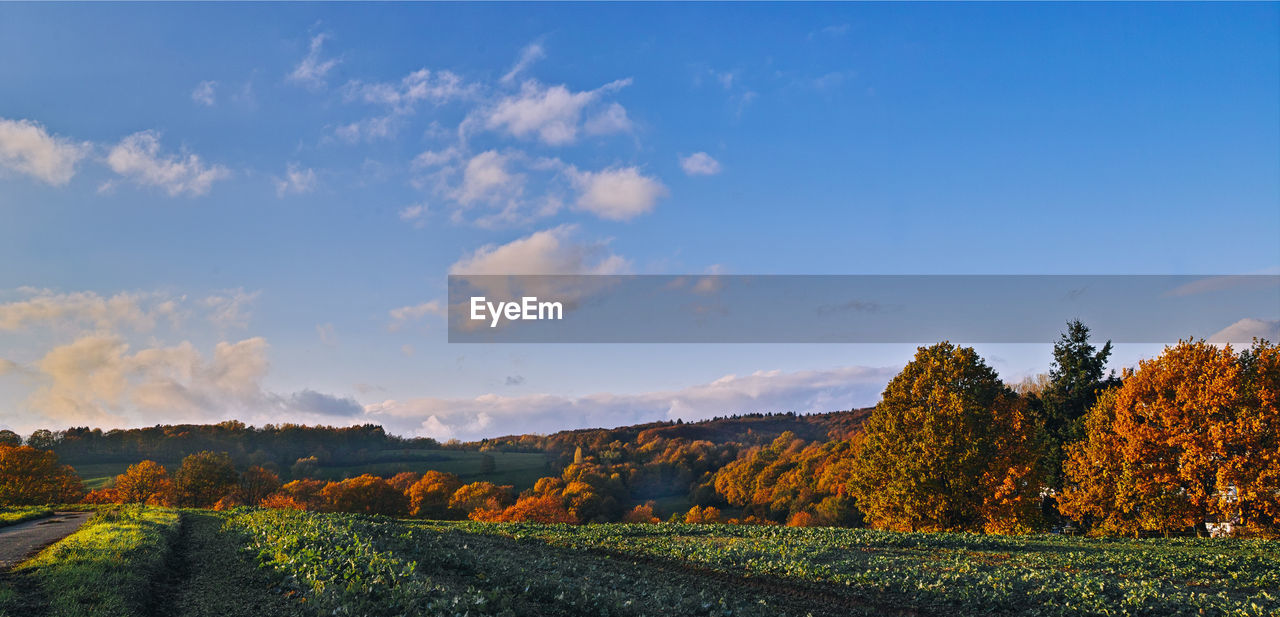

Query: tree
<box><xmin>173</xmin><ymin>451</ymin><xmax>239</xmax><ymax>507</ymax></box>
<box><xmin>1062</xmin><ymin>340</ymin><xmax>1279</xmax><ymax>536</ymax></box>
<box><xmin>450</xmin><ymin>481</ymin><xmax>513</xmax><ymax>518</ymax></box>
<box><xmin>318</xmin><ymin>474</ymin><xmax>408</xmax><ymax>516</ymax></box>
<box><xmin>407</xmin><ymin>471</ymin><xmax>462</xmax><ymax>518</ymax></box>
<box><xmin>479</xmin><ymin>494</ymin><xmax>576</xmax><ymax>523</ymax></box>
<box><xmin>848</xmin><ymin>342</ymin><xmax>1044</xmax><ymax>533</ymax></box>
<box><xmin>0</xmin><ymin>445</ymin><xmax>83</xmax><ymax>505</ymax></box>
<box><xmin>683</xmin><ymin>505</ymin><xmax>722</xmax><ymax>524</ymax></box>
<box><xmin>239</xmin><ymin>465</ymin><xmax>282</xmax><ymax>505</ymax></box>
<box><xmin>1041</xmin><ymin>320</ymin><xmax>1117</xmax><ymax>492</ymax></box>
<box><xmin>113</xmin><ymin>460</ymin><xmax>171</xmax><ymax>504</ymax></box>
<box><xmin>0</xmin><ymin>430</ymin><xmax>21</xmax><ymax>447</ymax></box>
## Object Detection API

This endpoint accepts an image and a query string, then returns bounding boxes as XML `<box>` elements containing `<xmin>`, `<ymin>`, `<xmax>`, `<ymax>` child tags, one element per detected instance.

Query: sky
<box><xmin>1</xmin><ymin>3</ymin><xmax>1277</xmax><ymax>441</ymax></box>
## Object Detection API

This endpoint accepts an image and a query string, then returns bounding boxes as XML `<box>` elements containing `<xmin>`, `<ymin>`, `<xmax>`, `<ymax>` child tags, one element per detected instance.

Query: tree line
<box><xmin>1</xmin><ymin>321</ymin><xmax>1275</xmax><ymax>536</ymax></box>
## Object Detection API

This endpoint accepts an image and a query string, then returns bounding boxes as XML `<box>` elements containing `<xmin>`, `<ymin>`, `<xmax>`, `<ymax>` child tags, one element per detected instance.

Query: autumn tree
<box><xmin>0</xmin><ymin>445</ymin><xmax>83</xmax><ymax>505</ymax></box>
<box><xmin>172</xmin><ymin>451</ymin><xmax>239</xmax><ymax>507</ymax></box>
<box><xmin>278</xmin><ymin>478</ymin><xmax>327</xmax><ymax>510</ymax></box>
<box><xmin>450</xmin><ymin>481</ymin><xmax>513</xmax><ymax>519</ymax></box>
<box><xmin>239</xmin><ymin>465</ymin><xmax>282</xmax><ymax>505</ymax></box>
<box><xmin>480</xmin><ymin>494</ymin><xmax>576</xmax><ymax>523</ymax></box>
<box><xmin>623</xmin><ymin>501</ymin><xmax>660</xmax><ymax>523</ymax></box>
<box><xmin>1062</xmin><ymin>340</ymin><xmax>1279</xmax><ymax>536</ymax></box>
<box><xmin>407</xmin><ymin>471</ymin><xmax>462</xmax><ymax>518</ymax></box>
<box><xmin>1040</xmin><ymin>320</ymin><xmax>1117</xmax><ymax>492</ymax></box>
<box><xmin>319</xmin><ymin>474</ymin><xmax>408</xmax><ymax>516</ymax></box>
<box><xmin>0</xmin><ymin>430</ymin><xmax>21</xmax><ymax>447</ymax></box>
<box><xmin>848</xmin><ymin>342</ymin><xmax>1044</xmax><ymax>533</ymax></box>
<box><xmin>683</xmin><ymin>505</ymin><xmax>722</xmax><ymax>524</ymax></box>
<box><xmin>113</xmin><ymin>460</ymin><xmax>171</xmax><ymax>504</ymax></box>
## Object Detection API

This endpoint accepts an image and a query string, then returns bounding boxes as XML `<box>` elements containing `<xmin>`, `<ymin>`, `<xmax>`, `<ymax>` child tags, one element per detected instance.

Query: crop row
<box><xmin>450</xmin><ymin>522</ymin><xmax>1280</xmax><ymax>617</ymax></box>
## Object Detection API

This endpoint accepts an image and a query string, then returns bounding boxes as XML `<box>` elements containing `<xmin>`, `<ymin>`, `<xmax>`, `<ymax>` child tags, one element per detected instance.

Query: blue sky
<box><xmin>1</xmin><ymin>3</ymin><xmax>1277</xmax><ymax>440</ymax></box>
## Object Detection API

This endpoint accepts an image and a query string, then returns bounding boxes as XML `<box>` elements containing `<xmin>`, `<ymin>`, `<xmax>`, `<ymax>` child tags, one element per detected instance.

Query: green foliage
<box><xmin>1041</xmin><ymin>320</ymin><xmax>1118</xmax><ymax>490</ymax></box>
<box><xmin>849</xmin><ymin>342</ymin><xmax>1043</xmax><ymax>532</ymax></box>
<box><xmin>173</xmin><ymin>451</ymin><xmax>239</xmax><ymax>507</ymax></box>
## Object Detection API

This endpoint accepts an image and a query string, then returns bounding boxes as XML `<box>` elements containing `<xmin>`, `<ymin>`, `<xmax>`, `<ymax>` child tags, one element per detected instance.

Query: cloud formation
<box><xmin>448</xmin><ymin>224</ymin><xmax>628</xmax><ymax>275</ymax></box>
<box><xmin>18</xmin><ymin>335</ymin><xmax>361</xmax><ymax>429</ymax></box>
<box><xmin>191</xmin><ymin>81</ymin><xmax>217</xmax><ymax>106</ymax></box>
<box><xmin>275</xmin><ymin>163</ymin><xmax>317</xmax><ymax>197</ymax></box>
<box><xmin>0</xmin><ymin>118</ymin><xmax>91</xmax><ymax>186</ymax></box>
<box><xmin>104</xmin><ymin>131</ymin><xmax>230</xmax><ymax>197</ymax></box>
<box><xmin>365</xmin><ymin>365</ymin><xmax>895</xmax><ymax>441</ymax></box>
<box><xmin>288</xmin><ymin>33</ymin><xmax>339</xmax><ymax>90</ymax></box>
<box><xmin>388</xmin><ymin>301</ymin><xmax>446</xmax><ymax>331</ymax></box>
<box><xmin>679</xmin><ymin>152</ymin><xmax>722</xmax><ymax>176</ymax></box>
<box><xmin>1209</xmin><ymin>318</ymin><xmax>1280</xmax><ymax>345</ymax></box>
<box><xmin>567</xmin><ymin>166</ymin><xmax>667</xmax><ymax>220</ymax></box>
<box><xmin>483</xmin><ymin>78</ymin><xmax>633</xmax><ymax>145</ymax></box>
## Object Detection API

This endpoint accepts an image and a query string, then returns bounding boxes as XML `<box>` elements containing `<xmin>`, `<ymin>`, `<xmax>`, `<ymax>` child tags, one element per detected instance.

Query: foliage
<box><xmin>0</xmin><ymin>445</ymin><xmax>83</xmax><ymax>505</ymax></box>
<box><xmin>1061</xmin><ymin>340</ymin><xmax>1280</xmax><ymax>535</ymax></box>
<box><xmin>237</xmin><ymin>465</ymin><xmax>281</xmax><ymax>505</ymax></box>
<box><xmin>406</xmin><ymin>470</ymin><xmax>461</xmax><ymax>518</ymax></box>
<box><xmin>318</xmin><ymin>473</ymin><xmax>408</xmax><ymax>516</ymax></box>
<box><xmin>112</xmin><ymin>460</ymin><xmax>171</xmax><ymax>504</ymax></box>
<box><xmin>1040</xmin><ymin>320</ymin><xmax>1117</xmax><ymax>491</ymax></box>
<box><xmin>173</xmin><ymin>451</ymin><xmax>239</xmax><ymax>508</ymax></box>
<box><xmin>848</xmin><ymin>342</ymin><xmax>1043</xmax><ymax>532</ymax></box>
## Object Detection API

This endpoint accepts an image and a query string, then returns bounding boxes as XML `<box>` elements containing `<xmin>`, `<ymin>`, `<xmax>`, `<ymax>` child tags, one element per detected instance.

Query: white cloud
<box><xmin>388</xmin><ymin>301</ymin><xmax>446</xmax><ymax>331</ymax></box>
<box><xmin>191</xmin><ymin>81</ymin><xmax>217</xmax><ymax>106</ymax></box>
<box><xmin>275</xmin><ymin>163</ymin><xmax>317</xmax><ymax>197</ymax></box>
<box><xmin>398</xmin><ymin>203</ymin><xmax>428</xmax><ymax>227</ymax></box>
<box><xmin>679</xmin><ymin>152</ymin><xmax>721</xmax><ymax>176</ymax></box>
<box><xmin>1209</xmin><ymin>318</ymin><xmax>1280</xmax><ymax>345</ymax></box>
<box><xmin>411</xmin><ymin>147</ymin><xmax>461</xmax><ymax>169</ymax></box>
<box><xmin>334</xmin><ymin>115</ymin><xmax>398</xmax><ymax>143</ymax></box>
<box><xmin>584</xmin><ymin>103</ymin><xmax>633</xmax><ymax>136</ymax></box>
<box><xmin>448</xmin><ymin>224</ymin><xmax>628</xmax><ymax>275</ymax></box>
<box><xmin>288</xmin><ymin>33</ymin><xmax>339</xmax><ymax>90</ymax></box>
<box><xmin>567</xmin><ymin>166</ymin><xmax>666</xmax><ymax>221</ymax></box>
<box><xmin>0</xmin><ymin>117</ymin><xmax>91</xmax><ymax>186</ymax></box>
<box><xmin>453</xmin><ymin>150</ymin><xmax>523</xmax><ymax>206</ymax></box>
<box><xmin>0</xmin><ymin>289</ymin><xmax>170</xmax><ymax>333</ymax></box>
<box><xmin>484</xmin><ymin>78</ymin><xmax>632</xmax><ymax>145</ymax></box>
<box><xmin>501</xmin><ymin>43</ymin><xmax>546</xmax><ymax>85</ymax></box>
<box><xmin>104</xmin><ymin>131</ymin><xmax>230</xmax><ymax>197</ymax></box>
<box><xmin>203</xmin><ymin>289</ymin><xmax>259</xmax><ymax>329</ymax></box>
<box><xmin>316</xmin><ymin>323</ymin><xmax>337</xmax><ymax>347</ymax></box>
<box><xmin>18</xmin><ymin>335</ymin><xmax>360</xmax><ymax>429</ymax></box>
<box><xmin>347</xmin><ymin>69</ymin><xmax>474</xmax><ymax>111</ymax></box>
<box><xmin>365</xmin><ymin>365</ymin><xmax>895</xmax><ymax>441</ymax></box>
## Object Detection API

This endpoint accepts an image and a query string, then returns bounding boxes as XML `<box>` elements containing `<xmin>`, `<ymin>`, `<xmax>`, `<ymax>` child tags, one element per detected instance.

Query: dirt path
<box><xmin>0</xmin><ymin>512</ymin><xmax>92</xmax><ymax>571</ymax></box>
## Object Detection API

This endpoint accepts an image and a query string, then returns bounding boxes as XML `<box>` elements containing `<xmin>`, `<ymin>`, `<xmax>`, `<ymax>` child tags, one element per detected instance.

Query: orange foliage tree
<box><xmin>407</xmin><ymin>471</ymin><xmax>462</xmax><ymax>518</ymax></box>
<box><xmin>1061</xmin><ymin>340</ymin><xmax>1280</xmax><ymax>535</ymax></box>
<box><xmin>848</xmin><ymin>342</ymin><xmax>1044</xmax><ymax>533</ymax></box>
<box><xmin>318</xmin><ymin>474</ymin><xmax>408</xmax><ymax>516</ymax></box>
<box><xmin>451</xmin><ymin>481</ymin><xmax>514</xmax><ymax>519</ymax></box>
<box><xmin>0</xmin><ymin>444</ymin><xmax>83</xmax><ymax>505</ymax></box>
<box><xmin>113</xmin><ymin>460</ymin><xmax>171</xmax><ymax>504</ymax></box>
<box><xmin>478</xmin><ymin>494</ymin><xmax>576</xmax><ymax>523</ymax></box>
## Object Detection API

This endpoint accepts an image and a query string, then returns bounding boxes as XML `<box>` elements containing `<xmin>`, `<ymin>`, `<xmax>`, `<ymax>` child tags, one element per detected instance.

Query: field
<box><xmin>69</xmin><ymin>449</ymin><xmax>550</xmax><ymax>491</ymax></box>
<box><xmin>1</xmin><ymin>507</ymin><xmax>1275</xmax><ymax>617</ymax></box>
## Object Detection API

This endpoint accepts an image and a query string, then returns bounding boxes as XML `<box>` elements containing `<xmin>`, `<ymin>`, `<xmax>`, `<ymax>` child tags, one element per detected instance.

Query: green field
<box><xmin>2</xmin><ymin>506</ymin><xmax>1275</xmax><ymax>617</ymax></box>
<box><xmin>68</xmin><ymin>449</ymin><xmax>550</xmax><ymax>491</ymax></box>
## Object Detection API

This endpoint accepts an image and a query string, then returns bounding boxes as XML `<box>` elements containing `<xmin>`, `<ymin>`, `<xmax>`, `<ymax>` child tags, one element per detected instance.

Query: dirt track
<box><xmin>0</xmin><ymin>511</ymin><xmax>92</xmax><ymax>570</ymax></box>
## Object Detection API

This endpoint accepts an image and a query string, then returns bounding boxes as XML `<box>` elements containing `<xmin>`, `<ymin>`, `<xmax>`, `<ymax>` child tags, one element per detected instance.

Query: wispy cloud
<box><xmin>567</xmin><ymin>165</ymin><xmax>667</xmax><ymax>221</ymax></box>
<box><xmin>0</xmin><ymin>117</ymin><xmax>91</xmax><ymax>186</ymax></box>
<box><xmin>275</xmin><ymin>163</ymin><xmax>317</xmax><ymax>197</ymax></box>
<box><xmin>191</xmin><ymin>80</ymin><xmax>217</xmax><ymax>106</ymax></box>
<box><xmin>103</xmin><ymin>131</ymin><xmax>230</xmax><ymax>197</ymax></box>
<box><xmin>288</xmin><ymin>33</ymin><xmax>339</xmax><ymax>90</ymax></box>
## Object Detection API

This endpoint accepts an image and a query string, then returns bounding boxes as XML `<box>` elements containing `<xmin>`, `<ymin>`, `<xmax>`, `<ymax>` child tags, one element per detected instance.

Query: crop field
<box><xmin>1</xmin><ymin>507</ymin><xmax>1275</xmax><ymax>617</ymax></box>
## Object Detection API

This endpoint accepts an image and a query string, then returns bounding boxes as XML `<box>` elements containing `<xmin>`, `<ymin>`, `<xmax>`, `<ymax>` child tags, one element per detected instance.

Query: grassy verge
<box><xmin>0</xmin><ymin>507</ymin><xmax>53</xmax><ymax>528</ymax></box>
<box><xmin>0</xmin><ymin>506</ymin><xmax>180</xmax><ymax>617</ymax></box>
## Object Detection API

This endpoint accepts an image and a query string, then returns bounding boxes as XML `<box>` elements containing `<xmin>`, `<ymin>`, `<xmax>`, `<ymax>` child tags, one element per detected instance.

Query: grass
<box><xmin>0</xmin><ymin>506</ymin><xmax>180</xmax><ymax>617</ymax></box>
<box><xmin>0</xmin><ymin>507</ymin><xmax>53</xmax><ymax>527</ymax></box>
<box><xmin>167</xmin><ymin>512</ymin><xmax>310</xmax><ymax>617</ymax></box>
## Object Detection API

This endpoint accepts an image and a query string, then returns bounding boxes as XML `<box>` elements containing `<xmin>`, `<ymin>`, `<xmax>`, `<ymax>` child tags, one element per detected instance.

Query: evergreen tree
<box><xmin>1041</xmin><ymin>320</ymin><xmax>1117</xmax><ymax>492</ymax></box>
